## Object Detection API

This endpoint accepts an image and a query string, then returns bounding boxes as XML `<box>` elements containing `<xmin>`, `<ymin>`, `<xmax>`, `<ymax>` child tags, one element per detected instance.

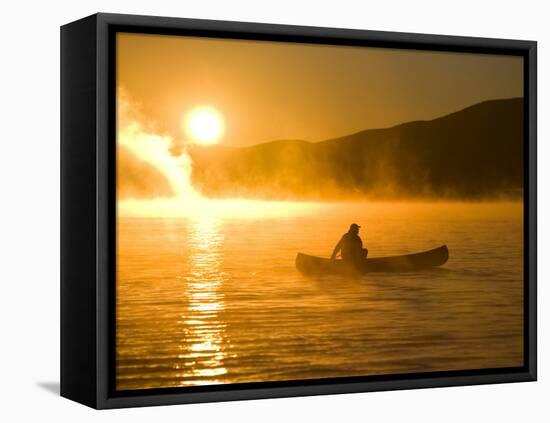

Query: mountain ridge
<box><xmin>189</xmin><ymin>98</ymin><xmax>524</xmax><ymax>200</ymax></box>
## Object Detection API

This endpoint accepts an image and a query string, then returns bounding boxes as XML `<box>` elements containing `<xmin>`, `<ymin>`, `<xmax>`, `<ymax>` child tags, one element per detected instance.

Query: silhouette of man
<box><xmin>331</xmin><ymin>223</ymin><xmax>368</xmax><ymax>264</ymax></box>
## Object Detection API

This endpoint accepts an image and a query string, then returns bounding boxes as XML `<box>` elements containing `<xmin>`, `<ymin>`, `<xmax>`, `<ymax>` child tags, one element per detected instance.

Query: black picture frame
<box><xmin>61</xmin><ymin>12</ymin><xmax>537</xmax><ymax>409</ymax></box>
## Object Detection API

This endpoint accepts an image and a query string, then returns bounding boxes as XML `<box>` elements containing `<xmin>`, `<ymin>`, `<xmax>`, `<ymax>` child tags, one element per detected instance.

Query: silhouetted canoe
<box><xmin>296</xmin><ymin>245</ymin><xmax>449</xmax><ymax>275</ymax></box>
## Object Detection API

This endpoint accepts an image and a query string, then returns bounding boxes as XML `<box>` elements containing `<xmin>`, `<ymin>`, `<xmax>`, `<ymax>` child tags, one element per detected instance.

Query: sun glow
<box><xmin>118</xmin><ymin>94</ymin><xmax>320</xmax><ymax>220</ymax></box>
<box><xmin>185</xmin><ymin>106</ymin><xmax>224</xmax><ymax>145</ymax></box>
<box><xmin>118</xmin><ymin>197</ymin><xmax>323</xmax><ymax>219</ymax></box>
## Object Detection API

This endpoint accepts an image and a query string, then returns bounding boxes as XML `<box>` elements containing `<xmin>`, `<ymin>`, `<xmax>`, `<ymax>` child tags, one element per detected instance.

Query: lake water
<box><xmin>116</xmin><ymin>201</ymin><xmax>524</xmax><ymax>390</ymax></box>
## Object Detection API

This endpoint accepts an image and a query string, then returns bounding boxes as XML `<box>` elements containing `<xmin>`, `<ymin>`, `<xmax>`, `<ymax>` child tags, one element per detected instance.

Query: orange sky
<box><xmin>117</xmin><ymin>32</ymin><xmax>523</xmax><ymax>147</ymax></box>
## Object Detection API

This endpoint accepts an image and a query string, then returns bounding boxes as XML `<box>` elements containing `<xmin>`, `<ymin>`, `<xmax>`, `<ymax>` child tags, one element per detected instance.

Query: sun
<box><xmin>185</xmin><ymin>106</ymin><xmax>224</xmax><ymax>145</ymax></box>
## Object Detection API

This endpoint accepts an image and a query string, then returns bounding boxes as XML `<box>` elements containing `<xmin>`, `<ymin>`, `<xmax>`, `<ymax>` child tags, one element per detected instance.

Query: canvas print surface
<box><xmin>115</xmin><ymin>33</ymin><xmax>524</xmax><ymax>391</ymax></box>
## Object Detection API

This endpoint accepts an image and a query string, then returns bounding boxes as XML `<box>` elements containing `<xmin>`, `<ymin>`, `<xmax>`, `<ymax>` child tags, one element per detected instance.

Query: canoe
<box><xmin>296</xmin><ymin>245</ymin><xmax>449</xmax><ymax>275</ymax></box>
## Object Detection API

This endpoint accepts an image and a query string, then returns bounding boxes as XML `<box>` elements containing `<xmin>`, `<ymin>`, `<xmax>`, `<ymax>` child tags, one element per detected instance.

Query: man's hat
<box><xmin>350</xmin><ymin>223</ymin><xmax>360</xmax><ymax>230</ymax></box>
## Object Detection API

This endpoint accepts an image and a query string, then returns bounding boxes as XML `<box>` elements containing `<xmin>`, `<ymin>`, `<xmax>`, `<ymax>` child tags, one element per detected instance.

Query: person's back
<box><xmin>340</xmin><ymin>232</ymin><xmax>363</xmax><ymax>262</ymax></box>
<box><xmin>331</xmin><ymin>223</ymin><xmax>368</xmax><ymax>265</ymax></box>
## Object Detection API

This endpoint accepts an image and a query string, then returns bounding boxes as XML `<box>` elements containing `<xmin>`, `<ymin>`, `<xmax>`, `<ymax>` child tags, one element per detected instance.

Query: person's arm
<box><xmin>360</xmin><ymin>237</ymin><xmax>368</xmax><ymax>258</ymax></box>
<box><xmin>331</xmin><ymin>236</ymin><xmax>343</xmax><ymax>260</ymax></box>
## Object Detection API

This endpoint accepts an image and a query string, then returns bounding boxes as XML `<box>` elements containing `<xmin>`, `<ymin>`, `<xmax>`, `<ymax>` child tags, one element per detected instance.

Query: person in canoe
<box><xmin>330</xmin><ymin>223</ymin><xmax>368</xmax><ymax>265</ymax></box>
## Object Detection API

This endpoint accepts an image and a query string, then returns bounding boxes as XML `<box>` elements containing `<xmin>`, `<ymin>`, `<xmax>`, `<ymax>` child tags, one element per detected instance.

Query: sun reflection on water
<box><xmin>177</xmin><ymin>216</ymin><xmax>231</xmax><ymax>385</ymax></box>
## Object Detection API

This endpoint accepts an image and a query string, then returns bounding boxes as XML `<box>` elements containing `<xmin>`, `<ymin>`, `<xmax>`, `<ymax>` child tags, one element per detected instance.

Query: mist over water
<box><xmin>115</xmin><ymin>93</ymin><xmax>524</xmax><ymax>390</ymax></box>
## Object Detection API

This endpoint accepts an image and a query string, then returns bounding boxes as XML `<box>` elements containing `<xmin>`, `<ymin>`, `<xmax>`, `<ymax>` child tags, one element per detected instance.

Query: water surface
<box><xmin>116</xmin><ymin>201</ymin><xmax>523</xmax><ymax>390</ymax></box>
